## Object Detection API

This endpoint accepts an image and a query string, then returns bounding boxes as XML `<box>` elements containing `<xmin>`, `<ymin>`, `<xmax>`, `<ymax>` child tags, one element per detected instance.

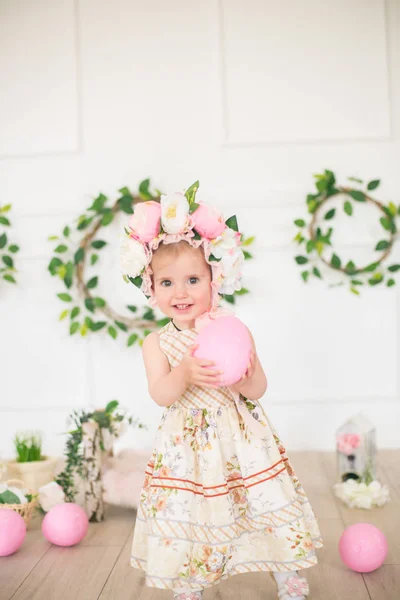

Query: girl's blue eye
<box><xmin>161</xmin><ymin>280</ymin><xmax>172</xmax><ymax>287</ymax></box>
<box><xmin>189</xmin><ymin>277</ymin><xmax>199</xmax><ymax>284</ymax></box>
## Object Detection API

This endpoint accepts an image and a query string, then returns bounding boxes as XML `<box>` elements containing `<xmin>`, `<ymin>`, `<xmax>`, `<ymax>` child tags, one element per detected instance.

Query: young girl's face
<box><xmin>151</xmin><ymin>245</ymin><xmax>212</xmax><ymax>328</ymax></box>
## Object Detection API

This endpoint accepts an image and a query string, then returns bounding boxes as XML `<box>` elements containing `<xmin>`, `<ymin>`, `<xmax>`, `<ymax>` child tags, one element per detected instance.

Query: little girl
<box><xmin>121</xmin><ymin>185</ymin><xmax>322</xmax><ymax>600</ymax></box>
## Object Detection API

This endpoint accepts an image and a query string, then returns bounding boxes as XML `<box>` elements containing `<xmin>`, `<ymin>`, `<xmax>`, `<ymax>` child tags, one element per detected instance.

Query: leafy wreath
<box><xmin>293</xmin><ymin>170</ymin><xmax>400</xmax><ymax>294</ymax></box>
<box><xmin>48</xmin><ymin>179</ymin><xmax>254</xmax><ymax>346</ymax></box>
<box><xmin>0</xmin><ymin>204</ymin><xmax>20</xmax><ymax>285</ymax></box>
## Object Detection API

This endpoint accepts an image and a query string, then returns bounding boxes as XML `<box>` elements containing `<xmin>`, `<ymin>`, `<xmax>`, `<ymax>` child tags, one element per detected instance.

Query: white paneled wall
<box><xmin>1</xmin><ymin>0</ymin><xmax>400</xmax><ymax>460</ymax></box>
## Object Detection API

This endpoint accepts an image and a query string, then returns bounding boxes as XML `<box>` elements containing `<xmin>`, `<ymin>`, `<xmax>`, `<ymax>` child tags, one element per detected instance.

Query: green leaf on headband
<box><xmin>209</xmin><ymin>254</ymin><xmax>221</xmax><ymax>262</ymax></box>
<box><xmin>223</xmin><ymin>294</ymin><xmax>235</xmax><ymax>304</ymax></box>
<box><xmin>225</xmin><ymin>215</ymin><xmax>238</xmax><ymax>232</ymax></box>
<box><xmin>128</xmin><ymin>276</ymin><xmax>143</xmax><ymax>288</ymax></box>
<box><xmin>193</xmin><ymin>230</ymin><xmax>202</xmax><ymax>240</ymax></box>
<box><xmin>139</xmin><ymin>178</ymin><xmax>153</xmax><ymax>200</ymax></box>
<box><xmin>185</xmin><ymin>181</ymin><xmax>200</xmax><ymax>206</ymax></box>
<box><xmin>189</xmin><ymin>202</ymin><xmax>199</xmax><ymax>214</ymax></box>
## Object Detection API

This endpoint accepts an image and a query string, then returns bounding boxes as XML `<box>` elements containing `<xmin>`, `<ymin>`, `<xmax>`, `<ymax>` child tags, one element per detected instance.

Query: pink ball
<box><xmin>42</xmin><ymin>503</ymin><xmax>89</xmax><ymax>547</ymax></box>
<box><xmin>0</xmin><ymin>508</ymin><xmax>26</xmax><ymax>556</ymax></box>
<box><xmin>194</xmin><ymin>316</ymin><xmax>252</xmax><ymax>386</ymax></box>
<box><xmin>339</xmin><ymin>523</ymin><xmax>388</xmax><ymax>573</ymax></box>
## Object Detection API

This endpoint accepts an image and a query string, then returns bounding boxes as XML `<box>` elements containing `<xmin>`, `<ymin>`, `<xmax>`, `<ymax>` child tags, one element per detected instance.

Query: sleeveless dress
<box><xmin>131</xmin><ymin>321</ymin><xmax>323</xmax><ymax>592</ymax></box>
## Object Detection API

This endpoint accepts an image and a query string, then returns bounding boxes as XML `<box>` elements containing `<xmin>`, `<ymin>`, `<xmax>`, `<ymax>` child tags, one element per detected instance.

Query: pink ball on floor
<box><xmin>0</xmin><ymin>508</ymin><xmax>26</xmax><ymax>556</ymax></box>
<box><xmin>42</xmin><ymin>503</ymin><xmax>89</xmax><ymax>547</ymax></box>
<box><xmin>339</xmin><ymin>523</ymin><xmax>388</xmax><ymax>573</ymax></box>
<box><xmin>194</xmin><ymin>316</ymin><xmax>252</xmax><ymax>386</ymax></box>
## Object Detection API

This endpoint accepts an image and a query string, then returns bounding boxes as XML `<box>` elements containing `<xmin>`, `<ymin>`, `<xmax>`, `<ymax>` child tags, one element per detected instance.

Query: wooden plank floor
<box><xmin>1</xmin><ymin>451</ymin><xmax>400</xmax><ymax>599</ymax></box>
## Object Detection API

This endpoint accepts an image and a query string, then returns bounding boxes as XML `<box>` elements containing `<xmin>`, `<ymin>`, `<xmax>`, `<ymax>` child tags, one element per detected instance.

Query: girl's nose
<box><xmin>175</xmin><ymin>284</ymin><xmax>188</xmax><ymax>298</ymax></box>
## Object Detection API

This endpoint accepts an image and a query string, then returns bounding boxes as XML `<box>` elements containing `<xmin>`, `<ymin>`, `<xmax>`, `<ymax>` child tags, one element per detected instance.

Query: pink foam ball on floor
<box><xmin>42</xmin><ymin>503</ymin><xmax>89</xmax><ymax>547</ymax></box>
<box><xmin>339</xmin><ymin>523</ymin><xmax>388</xmax><ymax>573</ymax></box>
<box><xmin>0</xmin><ymin>508</ymin><xmax>26</xmax><ymax>556</ymax></box>
<box><xmin>194</xmin><ymin>316</ymin><xmax>252</xmax><ymax>386</ymax></box>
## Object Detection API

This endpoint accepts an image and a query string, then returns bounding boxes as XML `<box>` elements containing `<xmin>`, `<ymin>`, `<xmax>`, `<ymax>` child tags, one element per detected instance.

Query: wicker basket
<box><xmin>2</xmin><ymin>479</ymin><xmax>37</xmax><ymax>527</ymax></box>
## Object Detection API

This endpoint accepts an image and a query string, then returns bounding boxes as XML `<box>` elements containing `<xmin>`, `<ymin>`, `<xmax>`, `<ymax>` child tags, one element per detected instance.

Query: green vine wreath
<box><xmin>293</xmin><ymin>170</ymin><xmax>400</xmax><ymax>295</ymax></box>
<box><xmin>48</xmin><ymin>179</ymin><xmax>254</xmax><ymax>346</ymax></box>
<box><xmin>0</xmin><ymin>204</ymin><xmax>20</xmax><ymax>285</ymax></box>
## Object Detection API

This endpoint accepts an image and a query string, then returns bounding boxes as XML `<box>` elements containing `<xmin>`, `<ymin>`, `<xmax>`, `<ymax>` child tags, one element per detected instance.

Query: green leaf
<box><xmin>225</xmin><ymin>215</ymin><xmax>239</xmax><ymax>232</ymax></box>
<box><xmin>368</xmin><ymin>273</ymin><xmax>384</xmax><ymax>286</ymax></box>
<box><xmin>94</xmin><ymin>297</ymin><xmax>106</xmax><ymax>307</ymax></box>
<box><xmin>156</xmin><ymin>317</ymin><xmax>170</xmax><ymax>327</ymax></box>
<box><xmin>74</xmin><ymin>247</ymin><xmax>85</xmax><ymax>264</ymax></box>
<box><xmin>119</xmin><ymin>186</ymin><xmax>131</xmax><ymax>197</ymax></box>
<box><xmin>118</xmin><ymin>195</ymin><xmax>134</xmax><ymax>215</ymax></box>
<box><xmin>184</xmin><ymin>181</ymin><xmax>200</xmax><ymax>206</ymax></box>
<box><xmin>128</xmin><ymin>276</ymin><xmax>143</xmax><ymax>288</ymax></box>
<box><xmin>208</xmin><ymin>254</ymin><xmax>221</xmax><ymax>262</ymax></box>
<box><xmin>345</xmin><ymin>261</ymin><xmax>357</xmax><ymax>274</ymax></box>
<box><xmin>108</xmin><ymin>325</ymin><xmax>118</xmax><ymax>339</ymax></box>
<box><xmin>350</xmin><ymin>287</ymin><xmax>360</xmax><ymax>296</ymax></box>
<box><xmin>91</xmin><ymin>240</ymin><xmax>107</xmax><ymax>249</ymax></box>
<box><xmin>3</xmin><ymin>274</ymin><xmax>16</xmax><ymax>283</ymax></box>
<box><xmin>127</xmin><ymin>305</ymin><xmax>138</xmax><ymax>313</ymax></box>
<box><xmin>139</xmin><ymin>178</ymin><xmax>153</xmax><ymax>200</ymax></box>
<box><xmin>91</xmin><ymin>321</ymin><xmax>106</xmax><ymax>331</ymax></box>
<box><xmin>59</xmin><ymin>309</ymin><xmax>69</xmax><ymax>321</ymax></box>
<box><xmin>351</xmin><ymin>279</ymin><xmax>364</xmax><ymax>286</ymax></box>
<box><xmin>71</xmin><ymin>306</ymin><xmax>80</xmax><ymax>320</ymax></box>
<box><xmin>54</xmin><ymin>244</ymin><xmax>68</xmax><ymax>253</ymax></box>
<box><xmin>295</xmin><ymin>255</ymin><xmax>308</xmax><ymax>265</ymax></box>
<box><xmin>235</xmin><ymin>287</ymin><xmax>249</xmax><ymax>295</ymax></box>
<box><xmin>70</xmin><ymin>322</ymin><xmax>80</xmax><ymax>335</ymax></box>
<box><xmin>0</xmin><ymin>233</ymin><xmax>7</xmax><ymax>249</ymax></box>
<box><xmin>80</xmin><ymin>323</ymin><xmax>89</xmax><ymax>337</ymax></box>
<box><xmin>189</xmin><ymin>202</ymin><xmax>200</xmax><ymax>214</ymax></box>
<box><xmin>143</xmin><ymin>308</ymin><xmax>155</xmax><ymax>321</ymax></box>
<box><xmin>301</xmin><ymin>271</ymin><xmax>309</xmax><ymax>282</ymax></box>
<box><xmin>364</xmin><ymin>262</ymin><xmax>379</xmax><ymax>272</ymax></box>
<box><xmin>0</xmin><ymin>204</ymin><xmax>12</xmax><ymax>213</ymax></box>
<box><xmin>85</xmin><ymin>298</ymin><xmax>95</xmax><ymax>313</ymax></box>
<box><xmin>243</xmin><ymin>251</ymin><xmax>253</xmax><ymax>260</ymax></box>
<box><xmin>89</xmin><ymin>193</ymin><xmax>107</xmax><ymax>212</ymax></box>
<box><xmin>387</xmin><ymin>279</ymin><xmax>396</xmax><ymax>287</ymax></box>
<box><xmin>380</xmin><ymin>217</ymin><xmax>392</xmax><ymax>231</ymax></box>
<box><xmin>313</xmin><ymin>267</ymin><xmax>322</xmax><ymax>279</ymax></box>
<box><xmin>348</xmin><ymin>190</ymin><xmax>366</xmax><ymax>202</ymax></box>
<box><xmin>57</xmin><ymin>293</ymin><xmax>72</xmax><ymax>302</ymax></box>
<box><xmin>242</xmin><ymin>236</ymin><xmax>255</xmax><ymax>246</ymax></box>
<box><xmin>105</xmin><ymin>400</ymin><xmax>119</xmax><ymax>414</ymax></box>
<box><xmin>2</xmin><ymin>255</ymin><xmax>13</xmax><ymax>268</ymax></box>
<box><xmin>367</xmin><ymin>179</ymin><xmax>380</xmax><ymax>191</ymax></box>
<box><xmin>48</xmin><ymin>257</ymin><xmax>63</xmax><ymax>275</ymax></box>
<box><xmin>86</xmin><ymin>276</ymin><xmax>98</xmax><ymax>289</ymax></box>
<box><xmin>0</xmin><ymin>490</ymin><xmax>20</xmax><ymax>504</ymax></box>
<box><xmin>127</xmin><ymin>333</ymin><xmax>139</xmax><ymax>347</ymax></box>
<box><xmin>224</xmin><ymin>294</ymin><xmax>235</xmax><ymax>304</ymax></box>
<box><xmin>77</xmin><ymin>216</ymin><xmax>93</xmax><ymax>230</ymax></box>
<box><xmin>375</xmin><ymin>240</ymin><xmax>390</xmax><ymax>251</ymax></box>
<box><xmin>63</xmin><ymin>261</ymin><xmax>74</xmax><ymax>289</ymax></box>
<box><xmin>348</xmin><ymin>176</ymin><xmax>363</xmax><ymax>184</ymax></box>
<box><xmin>387</xmin><ymin>202</ymin><xmax>397</xmax><ymax>217</ymax></box>
<box><xmin>324</xmin><ymin>208</ymin><xmax>336</xmax><ymax>220</ymax></box>
<box><xmin>8</xmin><ymin>244</ymin><xmax>19</xmax><ymax>253</ymax></box>
<box><xmin>48</xmin><ymin>235</ymin><xmax>59</xmax><ymax>241</ymax></box>
<box><xmin>388</xmin><ymin>264</ymin><xmax>400</xmax><ymax>272</ymax></box>
<box><xmin>90</xmin><ymin>253</ymin><xmax>99</xmax><ymax>266</ymax></box>
<box><xmin>294</xmin><ymin>219</ymin><xmax>306</xmax><ymax>227</ymax></box>
<box><xmin>63</xmin><ymin>226</ymin><xmax>70</xmax><ymax>237</ymax></box>
<box><xmin>0</xmin><ymin>216</ymin><xmax>10</xmax><ymax>226</ymax></box>
<box><xmin>344</xmin><ymin>201</ymin><xmax>353</xmax><ymax>216</ymax></box>
<box><xmin>331</xmin><ymin>254</ymin><xmax>341</xmax><ymax>269</ymax></box>
<box><xmin>305</xmin><ymin>240</ymin><xmax>315</xmax><ymax>253</ymax></box>
<box><xmin>101</xmin><ymin>211</ymin><xmax>114</xmax><ymax>226</ymax></box>
<box><xmin>115</xmin><ymin>320</ymin><xmax>128</xmax><ymax>332</ymax></box>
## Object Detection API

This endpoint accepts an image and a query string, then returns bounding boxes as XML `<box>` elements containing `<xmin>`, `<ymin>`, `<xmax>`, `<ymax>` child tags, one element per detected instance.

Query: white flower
<box><xmin>160</xmin><ymin>192</ymin><xmax>190</xmax><ymax>234</ymax></box>
<box><xmin>38</xmin><ymin>481</ymin><xmax>65</xmax><ymax>512</ymax></box>
<box><xmin>220</xmin><ymin>248</ymin><xmax>244</xmax><ymax>295</ymax></box>
<box><xmin>120</xmin><ymin>236</ymin><xmax>148</xmax><ymax>278</ymax></box>
<box><xmin>0</xmin><ymin>483</ymin><xmax>28</xmax><ymax>504</ymax></box>
<box><xmin>333</xmin><ymin>479</ymin><xmax>390</xmax><ymax>509</ymax></box>
<box><xmin>208</xmin><ymin>551</ymin><xmax>224</xmax><ymax>572</ymax></box>
<box><xmin>211</xmin><ymin>228</ymin><xmax>241</xmax><ymax>259</ymax></box>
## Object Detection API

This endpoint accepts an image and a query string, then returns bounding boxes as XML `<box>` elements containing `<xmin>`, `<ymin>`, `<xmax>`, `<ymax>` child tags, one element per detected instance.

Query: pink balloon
<box><xmin>194</xmin><ymin>316</ymin><xmax>252</xmax><ymax>386</ymax></box>
<box><xmin>0</xmin><ymin>508</ymin><xmax>26</xmax><ymax>556</ymax></box>
<box><xmin>42</xmin><ymin>503</ymin><xmax>89</xmax><ymax>547</ymax></box>
<box><xmin>339</xmin><ymin>523</ymin><xmax>388</xmax><ymax>573</ymax></box>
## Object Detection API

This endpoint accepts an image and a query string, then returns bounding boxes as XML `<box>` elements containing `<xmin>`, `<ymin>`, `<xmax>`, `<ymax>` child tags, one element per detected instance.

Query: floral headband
<box><xmin>121</xmin><ymin>182</ymin><xmax>245</xmax><ymax>309</ymax></box>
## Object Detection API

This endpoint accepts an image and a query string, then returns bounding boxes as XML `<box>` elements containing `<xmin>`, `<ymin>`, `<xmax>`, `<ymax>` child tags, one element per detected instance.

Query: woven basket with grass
<box><xmin>2</xmin><ymin>479</ymin><xmax>37</xmax><ymax>526</ymax></box>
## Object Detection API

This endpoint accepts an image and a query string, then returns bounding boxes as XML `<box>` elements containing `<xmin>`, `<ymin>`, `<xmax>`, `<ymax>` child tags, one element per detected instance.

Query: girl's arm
<box><xmin>229</xmin><ymin>330</ymin><xmax>268</xmax><ymax>401</ymax></box>
<box><xmin>142</xmin><ymin>332</ymin><xmax>221</xmax><ymax>408</ymax></box>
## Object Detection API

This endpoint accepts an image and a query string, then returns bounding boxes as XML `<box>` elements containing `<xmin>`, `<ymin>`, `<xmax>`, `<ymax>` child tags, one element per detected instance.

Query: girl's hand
<box><xmin>179</xmin><ymin>344</ymin><xmax>222</xmax><ymax>389</ymax></box>
<box><xmin>229</xmin><ymin>350</ymin><xmax>256</xmax><ymax>393</ymax></box>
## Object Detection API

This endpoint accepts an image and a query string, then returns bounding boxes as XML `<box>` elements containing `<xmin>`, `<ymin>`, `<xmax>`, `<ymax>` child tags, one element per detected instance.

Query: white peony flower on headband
<box><xmin>211</xmin><ymin>227</ymin><xmax>241</xmax><ymax>260</ymax></box>
<box><xmin>333</xmin><ymin>479</ymin><xmax>390</xmax><ymax>509</ymax></box>
<box><xmin>219</xmin><ymin>248</ymin><xmax>244</xmax><ymax>295</ymax></box>
<box><xmin>120</xmin><ymin>236</ymin><xmax>148</xmax><ymax>278</ymax></box>
<box><xmin>161</xmin><ymin>192</ymin><xmax>190</xmax><ymax>234</ymax></box>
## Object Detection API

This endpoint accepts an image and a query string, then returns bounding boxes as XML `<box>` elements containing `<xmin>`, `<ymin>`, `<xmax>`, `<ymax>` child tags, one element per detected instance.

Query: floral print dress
<box><xmin>131</xmin><ymin>322</ymin><xmax>323</xmax><ymax>592</ymax></box>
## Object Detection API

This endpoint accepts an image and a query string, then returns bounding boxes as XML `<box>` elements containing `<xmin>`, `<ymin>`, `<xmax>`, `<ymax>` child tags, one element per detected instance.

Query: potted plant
<box><xmin>6</xmin><ymin>431</ymin><xmax>58</xmax><ymax>493</ymax></box>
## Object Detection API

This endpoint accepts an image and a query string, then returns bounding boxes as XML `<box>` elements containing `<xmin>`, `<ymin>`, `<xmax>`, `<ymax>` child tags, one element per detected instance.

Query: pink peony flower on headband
<box><xmin>128</xmin><ymin>201</ymin><xmax>161</xmax><ymax>243</ymax></box>
<box><xmin>192</xmin><ymin>203</ymin><xmax>226</xmax><ymax>240</ymax></box>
